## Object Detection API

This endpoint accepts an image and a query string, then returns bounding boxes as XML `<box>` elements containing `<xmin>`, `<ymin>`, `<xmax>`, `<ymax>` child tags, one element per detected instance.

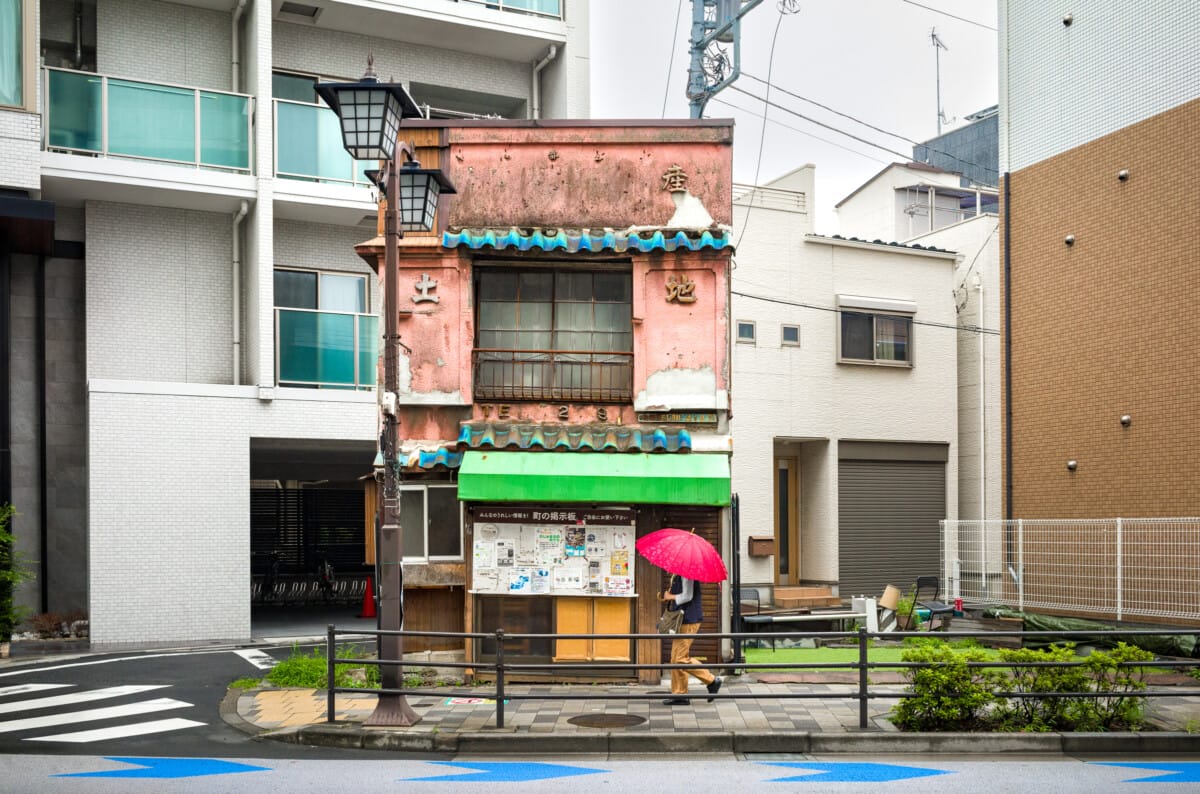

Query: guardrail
<box><xmin>324</xmin><ymin>626</ymin><xmax>1200</xmax><ymax>730</ymax></box>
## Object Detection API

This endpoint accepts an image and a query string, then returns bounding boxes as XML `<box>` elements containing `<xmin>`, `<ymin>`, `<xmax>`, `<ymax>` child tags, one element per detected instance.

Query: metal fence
<box><xmin>324</xmin><ymin>625</ymin><xmax>1200</xmax><ymax>730</ymax></box>
<box><xmin>942</xmin><ymin>518</ymin><xmax>1200</xmax><ymax>622</ymax></box>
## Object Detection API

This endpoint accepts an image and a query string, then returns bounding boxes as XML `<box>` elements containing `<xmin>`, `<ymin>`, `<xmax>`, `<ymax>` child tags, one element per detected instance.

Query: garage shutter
<box><xmin>838</xmin><ymin>460</ymin><xmax>944</xmax><ymax>596</ymax></box>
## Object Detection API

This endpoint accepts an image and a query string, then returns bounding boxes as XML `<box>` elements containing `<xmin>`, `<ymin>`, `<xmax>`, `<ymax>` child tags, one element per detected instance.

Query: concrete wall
<box><xmin>97</xmin><ymin>0</ymin><xmax>231</xmax><ymax>89</ymax></box>
<box><xmin>86</xmin><ymin>202</ymin><xmax>232</xmax><ymax>384</ymax></box>
<box><xmin>87</xmin><ymin>384</ymin><xmax>377</xmax><ymax>646</ymax></box>
<box><xmin>999</xmin><ymin>0</ymin><xmax>1200</xmax><ymax>172</ymax></box>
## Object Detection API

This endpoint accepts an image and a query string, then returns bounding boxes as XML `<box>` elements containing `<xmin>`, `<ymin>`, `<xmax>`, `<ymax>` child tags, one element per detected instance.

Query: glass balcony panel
<box><xmin>276</xmin><ymin>100</ymin><xmax>368</xmax><ymax>184</ymax></box>
<box><xmin>200</xmin><ymin>90</ymin><xmax>250</xmax><ymax>169</ymax></box>
<box><xmin>278</xmin><ymin>309</ymin><xmax>367</xmax><ymax>388</ymax></box>
<box><xmin>108</xmin><ymin>79</ymin><xmax>195</xmax><ymax>162</ymax></box>
<box><xmin>46</xmin><ymin>69</ymin><xmax>103</xmax><ymax>151</ymax></box>
<box><xmin>357</xmin><ymin>315</ymin><xmax>379</xmax><ymax>385</ymax></box>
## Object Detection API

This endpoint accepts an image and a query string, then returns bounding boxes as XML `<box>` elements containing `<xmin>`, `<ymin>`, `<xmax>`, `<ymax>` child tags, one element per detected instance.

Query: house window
<box><xmin>399</xmin><ymin>484</ymin><xmax>462</xmax><ymax>559</ymax></box>
<box><xmin>736</xmin><ymin>321</ymin><xmax>756</xmax><ymax>344</ymax></box>
<box><xmin>781</xmin><ymin>324</ymin><xmax>800</xmax><ymax>346</ymax></box>
<box><xmin>839</xmin><ymin>311</ymin><xmax>912</xmax><ymax>365</ymax></box>
<box><xmin>272</xmin><ymin>71</ymin><xmax>319</xmax><ymax>103</ymax></box>
<box><xmin>0</xmin><ymin>0</ymin><xmax>35</xmax><ymax>110</ymax></box>
<box><xmin>274</xmin><ymin>268</ymin><xmax>376</xmax><ymax>389</ymax></box>
<box><xmin>474</xmin><ymin>267</ymin><xmax>633</xmax><ymax>402</ymax></box>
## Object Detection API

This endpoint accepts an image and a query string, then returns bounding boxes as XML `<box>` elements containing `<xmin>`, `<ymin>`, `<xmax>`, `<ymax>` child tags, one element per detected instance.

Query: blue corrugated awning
<box><xmin>457</xmin><ymin>423</ymin><xmax>691</xmax><ymax>453</ymax></box>
<box><xmin>443</xmin><ymin>227</ymin><xmax>730</xmax><ymax>254</ymax></box>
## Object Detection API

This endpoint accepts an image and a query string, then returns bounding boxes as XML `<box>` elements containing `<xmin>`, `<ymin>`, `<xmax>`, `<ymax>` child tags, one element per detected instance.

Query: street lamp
<box><xmin>317</xmin><ymin>57</ymin><xmax>455</xmax><ymax>727</ymax></box>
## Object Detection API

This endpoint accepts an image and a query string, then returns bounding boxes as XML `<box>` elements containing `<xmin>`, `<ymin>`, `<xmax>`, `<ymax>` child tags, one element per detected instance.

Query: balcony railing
<box><xmin>274</xmin><ymin>99</ymin><xmax>372</xmax><ymax>187</ymax></box>
<box><xmin>458</xmin><ymin>0</ymin><xmax>562</xmax><ymax>19</ymax></box>
<box><xmin>473</xmin><ymin>349</ymin><xmax>633</xmax><ymax>402</ymax></box>
<box><xmin>43</xmin><ymin>67</ymin><xmax>252</xmax><ymax>172</ymax></box>
<box><xmin>276</xmin><ymin>308</ymin><xmax>378</xmax><ymax>390</ymax></box>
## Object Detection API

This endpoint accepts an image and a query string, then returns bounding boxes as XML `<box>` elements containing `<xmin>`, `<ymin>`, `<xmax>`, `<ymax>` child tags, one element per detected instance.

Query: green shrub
<box><xmin>993</xmin><ymin>644</ymin><xmax>1089</xmax><ymax>731</ymax></box>
<box><xmin>264</xmin><ymin>645</ymin><xmax>380</xmax><ymax>690</ymax></box>
<box><xmin>1073</xmin><ymin>642</ymin><xmax>1154</xmax><ymax>730</ymax></box>
<box><xmin>0</xmin><ymin>504</ymin><xmax>34</xmax><ymax>644</ymax></box>
<box><xmin>890</xmin><ymin>639</ymin><xmax>1004</xmax><ymax>731</ymax></box>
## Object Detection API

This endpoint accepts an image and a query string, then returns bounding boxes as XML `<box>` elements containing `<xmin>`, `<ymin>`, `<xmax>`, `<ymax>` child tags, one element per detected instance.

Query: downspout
<box><xmin>977</xmin><ymin>271</ymin><xmax>985</xmax><ymax>523</ymax></box>
<box><xmin>232</xmin><ymin>201</ymin><xmax>249</xmax><ymax>384</ymax></box>
<box><xmin>231</xmin><ymin>0</ymin><xmax>247</xmax><ymax>92</ymax></box>
<box><xmin>1003</xmin><ymin>172</ymin><xmax>1012</xmax><ymax>522</ymax></box>
<box><xmin>73</xmin><ymin>2</ymin><xmax>83</xmax><ymax>68</ymax></box>
<box><xmin>529</xmin><ymin>44</ymin><xmax>557</xmax><ymax>120</ymax></box>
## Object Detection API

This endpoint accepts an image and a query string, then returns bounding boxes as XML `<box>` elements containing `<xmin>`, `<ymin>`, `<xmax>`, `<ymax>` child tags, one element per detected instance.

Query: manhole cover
<box><xmin>567</xmin><ymin>713</ymin><xmax>646</xmax><ymax>728</ymax></box>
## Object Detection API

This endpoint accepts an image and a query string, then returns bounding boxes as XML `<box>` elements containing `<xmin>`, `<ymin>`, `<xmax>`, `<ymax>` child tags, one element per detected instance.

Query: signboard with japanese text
<box><xmin>470</xmin><ymin>507</ymin><xmax>636</xmax><ymax>598</ymax></box>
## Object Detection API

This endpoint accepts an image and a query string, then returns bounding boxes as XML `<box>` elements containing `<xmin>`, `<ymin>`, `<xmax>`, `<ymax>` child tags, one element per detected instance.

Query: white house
<box><xmin>730</xmin><ymin>166</ymin><xmax>959</xmax><ymax>602</ymax></box>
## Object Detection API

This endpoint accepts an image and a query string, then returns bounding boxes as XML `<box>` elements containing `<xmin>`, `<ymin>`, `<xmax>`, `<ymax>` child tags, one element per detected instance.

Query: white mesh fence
<box><xmin>941</xmin><ymin>518</ymin><xmax>1200</xmax><ymax>622</ymax></box>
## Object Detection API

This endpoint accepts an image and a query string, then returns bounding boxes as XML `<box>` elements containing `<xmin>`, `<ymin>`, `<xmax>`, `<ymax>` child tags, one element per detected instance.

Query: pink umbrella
<box><xmin>635</xmin><ymin>528</ymin><xmax>728</xmax><ymax>583</ymax></box>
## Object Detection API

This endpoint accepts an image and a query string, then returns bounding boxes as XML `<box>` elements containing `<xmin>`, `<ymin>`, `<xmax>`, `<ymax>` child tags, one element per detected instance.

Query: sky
<box><xmin>589</xmin><ymin>0</ymin><xmax>999</xmax><ymax>233</ymax></box>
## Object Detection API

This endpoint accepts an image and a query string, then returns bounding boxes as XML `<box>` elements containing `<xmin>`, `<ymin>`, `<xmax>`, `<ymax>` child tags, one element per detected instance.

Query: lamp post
<box><xmin>317</xmin><ymin>57</ymin><xmax>455</xmax><ymax>727</ymax></box>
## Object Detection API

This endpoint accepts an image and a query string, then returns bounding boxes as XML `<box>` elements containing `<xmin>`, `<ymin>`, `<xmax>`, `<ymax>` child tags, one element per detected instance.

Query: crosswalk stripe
<box><xmin>0</xmin><ymin>697</ymin><xmax>192</xmax><ymax>734</ymax></box>
<box><xmin>235</xmin><ymin>649</ymin><xmax>278</xmax><ymax>670</ymax></box>
<box><xmin>0</xmin><ymin>684</ymin><xmax>73</xmax><ymax>698</ymax></box>
<box><xmin>0</xmin><ymin>684</ymin><xmax>168</xmax><ymax>715</ymax></box>
<box><xmin>25</xmin><ymin>717</ymin><xmax>207</xmax><ymax>743</ymax></box>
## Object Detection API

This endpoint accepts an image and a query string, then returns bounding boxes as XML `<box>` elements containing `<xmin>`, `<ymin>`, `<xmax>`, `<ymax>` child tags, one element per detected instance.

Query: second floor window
<box><xmin>474</xmin><ymin>268</ymin><xmax>633</xmax><ymax>402</ymax></box>
<box><xmin>839</xmin><ymin>311</ymin><xmax>912</xmax><ymax>365</ymax></box>
<box><xmin>274</xmin><ymin>268</ymin><xmax>375</xmax><ymax>389</ymax></box>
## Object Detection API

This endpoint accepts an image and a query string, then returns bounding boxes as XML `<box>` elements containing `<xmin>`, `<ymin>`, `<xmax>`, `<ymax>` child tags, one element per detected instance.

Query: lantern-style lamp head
<box><xmin>315</xmin><ymin>56</ymin><xmax>421</xmax><ymax>162</ymax></box>
<box><xmin>397</xmin><ymin>159</ymin><xmax>457</xmax><ymax>232</ymax></box>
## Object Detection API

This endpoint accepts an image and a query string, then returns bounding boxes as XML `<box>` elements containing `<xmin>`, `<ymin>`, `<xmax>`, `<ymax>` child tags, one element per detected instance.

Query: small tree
<box><xmin>0</xmin><ymin>504</ymin><xmax>35</xmax><ymax>645</ymax></box>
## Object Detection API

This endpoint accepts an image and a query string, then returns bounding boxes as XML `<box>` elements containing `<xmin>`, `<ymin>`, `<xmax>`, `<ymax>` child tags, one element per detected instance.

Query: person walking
<box><xmin>660</xmin><ymin>574</ymin><xmax>722</xmax><ymax>705</ymax></box>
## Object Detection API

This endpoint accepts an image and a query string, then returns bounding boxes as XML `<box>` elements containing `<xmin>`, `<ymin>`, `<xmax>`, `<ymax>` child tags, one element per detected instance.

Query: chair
<box><xmin>738</xmin><ymin>588</ymin><xmax>772</xmax><ymax>648</ymax></box>
<box><xmin>909</xmin><ymin>576</ymin><xmax>955</xmax><ymax>631</ymax></box>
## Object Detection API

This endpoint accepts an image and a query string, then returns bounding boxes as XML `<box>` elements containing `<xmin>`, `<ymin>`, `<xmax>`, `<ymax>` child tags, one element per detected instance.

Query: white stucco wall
<box><xmin>732</xmin><ymin>168</ymin><xmax>959</xmax><ymax>590</ymax></box>
<box><xmin>87</xmin><ymin>384</ymin><xmax>376</xmax><ymax>647</ymax></box>
<box><xmin>999</xmin><ymin>0</ymin><xmax>1200</xmax><ymax>172</ymax></box>
<box><xmin>836</xmin><ymin>164</ymin><xmax>964</xmax><ymax>241</ymax></box>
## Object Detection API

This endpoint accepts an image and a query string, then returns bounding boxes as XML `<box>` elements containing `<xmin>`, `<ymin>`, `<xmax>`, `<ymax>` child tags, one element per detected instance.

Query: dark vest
<box><xmin>669</xmin><ymin>576</ymin><xmax>704</xmax><ymax>624</ymax></box>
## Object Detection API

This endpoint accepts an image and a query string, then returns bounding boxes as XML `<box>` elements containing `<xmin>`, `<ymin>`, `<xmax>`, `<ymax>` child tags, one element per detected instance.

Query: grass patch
<box><xmin>263</xmin><ymin>644</ymin><xmax>380</xmax><ymax>690</ymax></box>
<box><xmin>743</xmin><ymin>643</ymin><xmax>1003</xmax><ymax>671</ymax></box>
<box><xmin>229</xmin><ymin>677</ymin><xmax>263</xmax><ymax>690</ymax></box>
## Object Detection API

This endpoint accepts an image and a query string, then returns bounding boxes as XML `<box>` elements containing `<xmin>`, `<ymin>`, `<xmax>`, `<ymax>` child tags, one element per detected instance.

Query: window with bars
<box><xmin>473</xmin><ymin>267</ymin><xmax>633</xmax><ymax>402</ymax></box>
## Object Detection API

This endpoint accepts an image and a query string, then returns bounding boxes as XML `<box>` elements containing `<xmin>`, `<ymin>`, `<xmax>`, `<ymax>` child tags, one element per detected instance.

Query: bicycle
<box><xmin>260</xmin><ymin>550</ymin><xmax>281</xmax><ymax>603</ymax></box>
<box><xmin>315</xmin><ymin>551</ymin><xmax>336</xmax><ymax>603</ymax></box>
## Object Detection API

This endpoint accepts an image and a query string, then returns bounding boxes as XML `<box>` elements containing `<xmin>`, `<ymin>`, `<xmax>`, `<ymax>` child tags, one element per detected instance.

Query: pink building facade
<box><xmin>357</xmin><ymin>121</ymin><xmax>733</xmax><ymax>681</ymax></box>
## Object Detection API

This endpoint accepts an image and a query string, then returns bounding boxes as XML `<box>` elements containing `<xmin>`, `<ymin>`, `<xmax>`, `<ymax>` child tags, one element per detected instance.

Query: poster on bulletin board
<box><xmin>470</xmin><ymin>507</ymin><xmax>636</xmax><ymax>597</ymax></box>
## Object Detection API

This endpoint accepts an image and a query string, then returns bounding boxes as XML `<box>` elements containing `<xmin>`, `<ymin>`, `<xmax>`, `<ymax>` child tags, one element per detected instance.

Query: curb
<box><xmin>261</xmin><ymin>723</ymin><xmax>1200</xmax><ymax>756</ymax></box>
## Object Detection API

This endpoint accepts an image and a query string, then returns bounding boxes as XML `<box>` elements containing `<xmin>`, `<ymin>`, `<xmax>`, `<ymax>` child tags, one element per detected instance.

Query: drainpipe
<box><xmin>73</xmin><ymin>2</ymin><xmax>83</xmax><ymax>68</ymax></box>
<box><xmin>1003</xmin><ymin>172</ymin><xmax>1012</xmax><ymax>522</ymax></box>
<box><xmin>530</xmin><ymin>45</ymin><xmax>557</xmax><ymax>119</ymax></box>
<box><xmin>976</xmin><ymin>271</ymin><xmax>985</xmax><ymax>524</ymax></box>
<box><xmin>231</xmin><ymin>0</ymin><xmax>247</xmax><ymax>92</ymax></box>
<box><xmin>232</xmin><ymin>201</ymin><xmax>249</xmax><ymax>384</ymax></box>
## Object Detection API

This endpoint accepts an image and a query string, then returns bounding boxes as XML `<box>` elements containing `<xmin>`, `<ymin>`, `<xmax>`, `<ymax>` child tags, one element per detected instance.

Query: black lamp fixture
<box><xmin>364</xmin><ymin>163</ymin><xmax>456</xmax><ymax>232</ymax></box>
<box><xmin>314</xmin><ymin>56</ymin><xmax>419</xmax><ymax>162</ymax></box>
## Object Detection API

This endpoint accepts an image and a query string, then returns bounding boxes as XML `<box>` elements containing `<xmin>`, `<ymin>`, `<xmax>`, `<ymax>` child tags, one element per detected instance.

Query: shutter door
<box><xmin>658</xmin><ymin>507</ymin><xmax>722</xmax><ymax>666</ymax></box>
<box><xmin>838</xmin><ymin>460</ymin><xmax>944</xmax><ymax>596</ymax></box>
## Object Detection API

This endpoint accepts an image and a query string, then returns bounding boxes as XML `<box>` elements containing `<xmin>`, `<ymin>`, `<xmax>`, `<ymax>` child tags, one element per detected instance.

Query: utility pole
<box><xmin>687</xmin><ymin>0</ymin><xmax>766</xmax><ymax>119</ymax></box>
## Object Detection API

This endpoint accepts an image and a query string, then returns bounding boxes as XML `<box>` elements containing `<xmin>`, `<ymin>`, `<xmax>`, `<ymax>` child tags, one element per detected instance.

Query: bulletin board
<box><xmin>470</xmin><ymin>507</ymin><xmax>636</xmax><ymax>598</ymax></box>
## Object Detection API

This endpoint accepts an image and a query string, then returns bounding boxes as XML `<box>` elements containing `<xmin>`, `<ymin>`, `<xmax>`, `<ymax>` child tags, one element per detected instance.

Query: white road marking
<box><xmin>234</xmin><ymin>649</ymin><xmax>278</xmax><ymax>670</ymax></box>
<box><xmin>0</xmin><ymin>684</ymin><xmax>168</xmax><ymax>715</ymax></box>
<box><xmin>25</xmin><ymin>717</ymin><xmax>206</xmax><ymax>743</ymax></box>
<box><xmin>0</xmin><ymin>684</ymin><xmax>72</xmax><ymax>697</ymax></box>
<box><xmin>0</xmin><ymin>697</ymin><xmax>192</xmax><ymax>733</ymax></box>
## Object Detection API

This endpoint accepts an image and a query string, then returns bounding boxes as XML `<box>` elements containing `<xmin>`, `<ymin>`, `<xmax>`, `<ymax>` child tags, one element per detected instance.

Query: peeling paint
<box><xmin>634</xmin><ymin>366</ymin><xmax>724</xmax><ymax>412</ymax></box>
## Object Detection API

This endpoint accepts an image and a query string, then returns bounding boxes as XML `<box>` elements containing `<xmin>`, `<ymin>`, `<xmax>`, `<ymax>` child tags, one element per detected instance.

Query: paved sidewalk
<box><xmin>228</xmin><ymin>673</ymin><xmax>1200</xmax><ymax>755</ymax></box>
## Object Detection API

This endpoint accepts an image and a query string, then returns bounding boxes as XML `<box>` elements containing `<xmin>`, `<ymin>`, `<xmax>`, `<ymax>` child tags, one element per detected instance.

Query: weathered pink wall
<box><xmin>358</xmin><ymin>121</ymin><xmax>733</xmax><ymax>443</ymax></box>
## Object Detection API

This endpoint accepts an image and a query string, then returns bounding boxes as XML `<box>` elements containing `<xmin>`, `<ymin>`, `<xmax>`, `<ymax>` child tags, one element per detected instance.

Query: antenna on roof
<box><xmin>930</xmin><ymin>28</ymin><xmax>955</xmax><ymax>135</ymax></box>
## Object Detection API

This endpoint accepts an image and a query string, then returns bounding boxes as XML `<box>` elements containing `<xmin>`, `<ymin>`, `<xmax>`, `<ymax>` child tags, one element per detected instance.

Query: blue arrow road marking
<box><xmin>759</xmin><ymin>762</ymin><xmax>951</xmax><ymax>783</ymax></box>
<box><xmin>404</xmin><ymin>761</ymin><xmax>606</xmax><ymax>782</ymax></box>
<box><xmin>1094</xmin><ymin>762</ymin><xmax>1200</xmax><ymax>783</ymax></box>
<box><xmin>56</xmin><ymin>757</ymin><xmax>271</xmax><ymax>779</ymax></box>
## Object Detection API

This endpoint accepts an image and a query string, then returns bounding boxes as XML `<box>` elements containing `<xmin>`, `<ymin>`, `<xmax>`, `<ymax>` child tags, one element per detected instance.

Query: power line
<box><xmin>740</xmin><ymin>72</ymin><xmax>999</xmax><ymax>182</ymax></box>
<box><xmin>900</xmin><ymin>0</ymin><xmax>997</xmax><ymax>32</ymax></box>
<box><xmin>732</xmin><ymin>288</ymin><xmax>1000</xmax><ymax>335</ymax></box>
<box><xmin>709</xmin><ymin>96</ymin><xmax>890</xmax><ymax>165</ymax></box>
<box><xmin>662</xmin><ymin>0</ymin><xmax>685</xmax><ymax>118</ymax></box>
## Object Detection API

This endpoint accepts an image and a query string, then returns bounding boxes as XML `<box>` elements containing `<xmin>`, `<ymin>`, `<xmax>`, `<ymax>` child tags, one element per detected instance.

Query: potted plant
<box><xmin>0</xmin><ymin>504</ymin><xmax>34</xmax><ymax>658</ymax></box>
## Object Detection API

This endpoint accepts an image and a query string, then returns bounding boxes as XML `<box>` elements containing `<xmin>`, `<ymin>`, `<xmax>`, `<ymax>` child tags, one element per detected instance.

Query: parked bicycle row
<box><xmin>251</xmin><ymin>573</ymin><xmax>368</xmax><ymax>606</ymax></box>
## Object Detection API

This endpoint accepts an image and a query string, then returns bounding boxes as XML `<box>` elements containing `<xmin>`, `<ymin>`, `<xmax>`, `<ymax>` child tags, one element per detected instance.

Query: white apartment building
<box><xmin>730</xmin><ymin>165</ymin><xmax>959</xmax><ymax>602</ymax></box>
<box><xmin>1</xmin><ymin>0</ymin><xmax>590</xmax><ymax>648</ymax></box>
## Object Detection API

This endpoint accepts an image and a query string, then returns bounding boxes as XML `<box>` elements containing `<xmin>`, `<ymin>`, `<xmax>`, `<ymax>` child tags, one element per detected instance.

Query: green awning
<box><xmin>457</xmin><ymin>451</ymin><xmax>731</xmax><ymax>506</ymax></box>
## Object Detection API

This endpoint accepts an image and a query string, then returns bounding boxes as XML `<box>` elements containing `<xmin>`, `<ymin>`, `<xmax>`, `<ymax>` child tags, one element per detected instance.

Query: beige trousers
<box><xmin>669</xmin><ymin>622</ymin><xmax>715</xmax><ymax>693</ymax></box>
